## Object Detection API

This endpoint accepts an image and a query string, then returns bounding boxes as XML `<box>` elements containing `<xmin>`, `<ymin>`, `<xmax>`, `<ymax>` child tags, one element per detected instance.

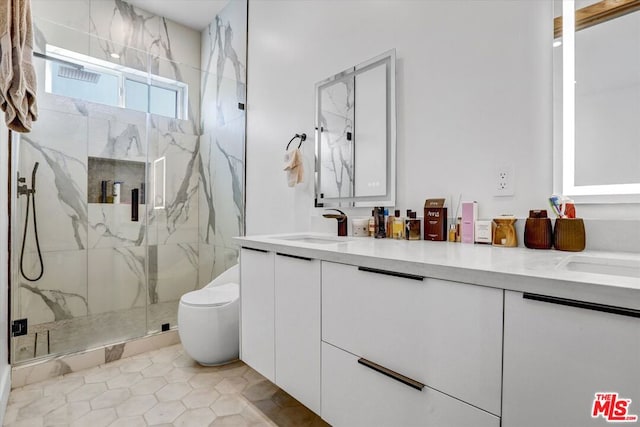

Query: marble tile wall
<box><xmin>13</xmin><ymin>0</ymin><xmax>247</xmax><ymax>363</ymax></box>
<box><xmin>199</xmin><ymin>0</ymin><xmax>247</xmax><ymax>286</ymax></box>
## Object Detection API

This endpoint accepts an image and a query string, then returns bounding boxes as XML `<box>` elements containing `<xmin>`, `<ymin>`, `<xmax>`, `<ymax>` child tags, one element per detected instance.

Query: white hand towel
<box><xmin>283</xmin><ymin>148</ymin><xmax>304</xmax><ymax>187</ymax></box>
<box><xmin>0</xmin><ymin>0</ymin><xmax>38</xmax><ymax>133</ymax></box>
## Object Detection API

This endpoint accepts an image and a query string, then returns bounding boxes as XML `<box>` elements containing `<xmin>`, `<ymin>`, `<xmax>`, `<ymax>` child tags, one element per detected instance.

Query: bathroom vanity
<box><xmin>235</xmin><ymin>234</ymin><xmax>640</xmax><ymax>427</ymax></box>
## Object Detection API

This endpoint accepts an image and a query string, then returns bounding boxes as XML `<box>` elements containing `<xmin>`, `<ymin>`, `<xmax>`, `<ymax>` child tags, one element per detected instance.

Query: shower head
<box><xmin>31</xmin><ymin>162</ymin><xmax>39</xmax><ymax>191</ymax></box>
<box><xmin>57</xmin><ymin>66</ymin><xmax>101</xmax><ymax>84</ymax></box>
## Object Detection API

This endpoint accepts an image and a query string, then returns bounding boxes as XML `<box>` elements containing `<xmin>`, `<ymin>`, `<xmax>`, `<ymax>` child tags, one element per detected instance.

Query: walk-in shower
<box><xmin>10</xmin><ymin>0</ymin><xmax>247</xmax><ymax>364</ymax></box>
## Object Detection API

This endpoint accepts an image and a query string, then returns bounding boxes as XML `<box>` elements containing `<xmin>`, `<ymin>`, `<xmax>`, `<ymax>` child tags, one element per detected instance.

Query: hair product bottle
<box><xmin>113</xmin><ymin>181</ymin><xmax>122</xmax><ymax>204</ymax></box>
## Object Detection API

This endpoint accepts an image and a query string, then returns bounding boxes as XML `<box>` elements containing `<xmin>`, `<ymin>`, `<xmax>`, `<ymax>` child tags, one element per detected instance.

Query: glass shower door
<box><xmin>10</xmin><ymin>46</ymin><xmax>150</xmax><ymax>363</ymax></box>
<box><xmin>11</xmin><ymin>99</ymin><xmax>94</xmax><ymax>362</ymax></box>
<box><xmin>85</xmin><ymin>104</ymin><xmax>150</xmax><ymax>351</ymax></box>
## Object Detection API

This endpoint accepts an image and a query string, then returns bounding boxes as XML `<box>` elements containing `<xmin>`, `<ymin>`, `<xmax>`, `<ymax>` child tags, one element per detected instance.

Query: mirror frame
<box><xmin>314</xmin><ymin>49</ymin><xmax>396</xmax><ymax>208</ymax></box>
<box><xmin>554</xmin><ymin>0</ymin><xmax>640</xmax><ymax>203</ymax></box>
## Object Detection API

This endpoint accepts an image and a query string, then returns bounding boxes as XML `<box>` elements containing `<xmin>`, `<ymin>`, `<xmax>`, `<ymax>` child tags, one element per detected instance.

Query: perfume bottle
<box><xmin>404</xmin><ymin>210</ymin><xmax>412</xmax><ymax>240</ymax></box>
<box><xmin>393</xmin><ymin>209</ymin><xmax>404</xmax><ymax>239</ymax></box>
<box><xmin>368</xmin><ymin>209</ymin><xmax>376</xmax><ymax>237</ymax></box>
<box><xmin>386</xmin><ymin>210</ymin><xmax>394</xmax><ymax>238</ymax></box>
<box><xmin>375</xmin><ymin>207</ymin><xmax>386</xmax><ymax>239</ymax></box>
<box><xmin>407</xmin><ymin>211</ymin><xmax>421</xmax><ymax>240</ymax></box>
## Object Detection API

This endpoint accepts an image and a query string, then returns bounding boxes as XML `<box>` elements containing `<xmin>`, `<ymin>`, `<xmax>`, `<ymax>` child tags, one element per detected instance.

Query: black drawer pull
<box><xmin>358</xmin><ymin>358</ymin><xmax>424</xmax><ymax>391</ymax></box>
<box><xmin>358</xmin><ymin>266</ymin><xmax>423</xmax><ymax>281</ymax></box>
<box><xmin>241</xmin><ymin>246</ymin><xmax>269</xmax><ymax>253</ymax></box>
<box><xmin>276</xmin><ymin>252</ymin><xmax>312</xmax><ymax>261</ymax></box>
<box><xmin>523</xmin><ymin>293</ymin><xmax>640</xmax><ymax>319</ymax></box>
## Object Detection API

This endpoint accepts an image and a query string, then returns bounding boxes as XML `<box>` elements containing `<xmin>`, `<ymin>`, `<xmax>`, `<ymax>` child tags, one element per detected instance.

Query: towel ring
<box><xmin>286</xmin><ymin>133</ymin><xmax>307</xmax><ymax>150</ymax></box>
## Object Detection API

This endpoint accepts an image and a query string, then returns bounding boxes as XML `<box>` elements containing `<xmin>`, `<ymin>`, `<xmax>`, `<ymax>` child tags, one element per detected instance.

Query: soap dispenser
<box><xmin>524</xmin><ymin>210</ymin><xmax>553</xmax><ymax>249</ymax></box>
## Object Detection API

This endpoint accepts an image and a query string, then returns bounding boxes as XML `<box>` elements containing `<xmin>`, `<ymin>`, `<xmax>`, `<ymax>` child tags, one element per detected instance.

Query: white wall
<box><xmin>246</xmin><ymin>0</ymin><xmax>555</xmax><ymax>235</ymax></box>
<box><xmin>246</xmin><ymin>0</ymin><xmax>638</xmax><ymax>238</ymax></box>
<box><xmin>0</xmin><ymin>123</ymin><xmax>11</xmax><ymax>423</ymax></box>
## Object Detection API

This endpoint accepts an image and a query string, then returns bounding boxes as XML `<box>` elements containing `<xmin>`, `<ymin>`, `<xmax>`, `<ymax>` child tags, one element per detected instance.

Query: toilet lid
<box><xmin>180</xmin><ymin>283</ymin><xmax>239</xmax><ymax>307</ymax></box>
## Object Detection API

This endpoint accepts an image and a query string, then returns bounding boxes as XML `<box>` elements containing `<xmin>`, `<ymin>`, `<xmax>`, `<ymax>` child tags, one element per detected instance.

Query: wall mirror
<box><xmin>314</xmin><ymin>49</ymin><xmax>396</xmax><ymax>207</ymax></box>
<box><xmin>554</xmin><ymin>0</ymin><xmax>640</xmax><ymax>202</ymax></box>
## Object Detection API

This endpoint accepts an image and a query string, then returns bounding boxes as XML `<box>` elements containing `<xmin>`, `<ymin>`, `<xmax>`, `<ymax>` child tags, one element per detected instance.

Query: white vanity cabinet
<box><xmin>238</xmin><ymin>235</ymin><xmax>640</xmax><ymax>426</ymax></box>
<box><xmin>240</xmin><ymin>247</ymin><xmax>321</xmax><ymax>413</ymax></box>
<box><xmin>274</xmin><ymin>253</ymin><xmax>321</xmax><ymax>414</ymax></box>
<box><xmin>239</xmin><ymin>247</ymin><xmax>275</xmax><ymax>382</ymax></box>
<box><xmin>321</xmin><ymin>261</ymin><xmax>503</xmax><ymax>426</ymax></box>
<box><xmin>502</xmin><ymin>290</ymin><xmax>640</xmax><ymax>427</ymax></box>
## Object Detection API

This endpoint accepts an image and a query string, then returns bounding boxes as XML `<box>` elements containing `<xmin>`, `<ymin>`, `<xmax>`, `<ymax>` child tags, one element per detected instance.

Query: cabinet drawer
<box><xmin>322</xmin><ymin>261</ymin><xmax>503</xmax><ymax>415</ymax></box>
<box><xmin>321</xmin><ymin>342</ymin><xmax>500</xmax><ymax>427</ymax></box>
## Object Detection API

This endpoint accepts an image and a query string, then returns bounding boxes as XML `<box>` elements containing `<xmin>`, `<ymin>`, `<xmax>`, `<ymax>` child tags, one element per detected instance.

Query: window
<box><xmin>124</xmin><ymin>79</ymin><xmax>149</xmax><ymax>113</ymax></box>
<box><xmin>44</xmin><ymin>45</ymin><xmax>188</xmax><ymax>120</ymax></box>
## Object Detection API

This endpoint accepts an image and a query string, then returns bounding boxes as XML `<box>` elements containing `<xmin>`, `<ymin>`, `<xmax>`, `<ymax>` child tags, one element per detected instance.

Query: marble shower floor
<box><xmin>14</xmin><ymin>302</ymin><xmax>179</xmax><ymax>363</ymax></box>
<box><xmin>5</xmin><ymin>344</ymin><xmax>329</xmax><ymax>427</ymax></box>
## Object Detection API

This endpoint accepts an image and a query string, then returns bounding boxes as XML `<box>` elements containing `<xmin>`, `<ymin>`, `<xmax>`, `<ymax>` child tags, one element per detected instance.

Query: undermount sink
<box><xmin>558</xmin><ymin>255</ymin><xmax>640</xmax><ymax>279</ymax></box>
<box><xmin>275</xmin><ymin>234</ymin><xmax>350</xmax><ymax>244</ymax></box>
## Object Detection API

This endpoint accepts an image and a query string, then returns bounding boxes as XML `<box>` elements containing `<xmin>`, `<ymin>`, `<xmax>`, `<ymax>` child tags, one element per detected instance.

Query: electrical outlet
<box><xmin>495</xmin><ymin>164</ymin><xmax>515</xmax><ymax>196</ymax></box>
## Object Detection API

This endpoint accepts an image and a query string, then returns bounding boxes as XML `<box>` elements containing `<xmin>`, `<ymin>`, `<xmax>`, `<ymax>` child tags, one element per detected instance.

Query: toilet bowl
<box><xmin>178</xmin><ymin>265</ymin><xmax>239</xmax><ymax>366</ymax></box>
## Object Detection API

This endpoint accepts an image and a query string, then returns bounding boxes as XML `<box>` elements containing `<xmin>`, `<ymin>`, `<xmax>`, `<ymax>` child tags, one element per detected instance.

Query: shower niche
<box><xmin>88</xmin><ymin>157</ymin><xmax>146</xmax><ymax>205</ymax></box>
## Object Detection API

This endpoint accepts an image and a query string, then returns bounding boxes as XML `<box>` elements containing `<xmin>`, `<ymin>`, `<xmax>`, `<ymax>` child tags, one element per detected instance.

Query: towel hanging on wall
<box><xmin>0</xmin><ymin>0</ymin><xmax>38</xmax><ymax>133</ymax></box>
<box><xmin>284</xmin><ymin>133</ymin><xmax>306</xmax><ymax>187</ymax></box>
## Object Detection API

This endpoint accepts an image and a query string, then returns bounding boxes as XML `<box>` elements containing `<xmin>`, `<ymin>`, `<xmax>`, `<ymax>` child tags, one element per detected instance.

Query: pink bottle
<box><xmin>461</xmin><ymin>202</ymin><xmax>477</xmax><ymax>244</ymax></box>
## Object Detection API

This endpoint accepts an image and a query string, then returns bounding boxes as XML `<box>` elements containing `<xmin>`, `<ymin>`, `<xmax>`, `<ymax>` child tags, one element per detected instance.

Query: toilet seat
<box><xmin>178</xmin><ymin>264</ymin><xmax>240</xmax><ymax>366</ymax></box>
<box><xmin>180</xmin><ymin>283</ymin><xmax>239</xmax><ymax>308</ymax></box>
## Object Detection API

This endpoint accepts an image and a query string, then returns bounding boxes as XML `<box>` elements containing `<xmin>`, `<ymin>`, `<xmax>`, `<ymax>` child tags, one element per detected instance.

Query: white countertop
<box><xmin>235</xmin><ymin>233</ymin><xmax>640</xmax><ymax>311</ymax></box>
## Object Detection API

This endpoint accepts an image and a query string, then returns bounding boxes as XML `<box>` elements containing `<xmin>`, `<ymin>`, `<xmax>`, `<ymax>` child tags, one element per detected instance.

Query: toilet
<box><xmin>178</xmin><ymin>264</ymin><xmax>239</xmax><ymax>366</ymax></box>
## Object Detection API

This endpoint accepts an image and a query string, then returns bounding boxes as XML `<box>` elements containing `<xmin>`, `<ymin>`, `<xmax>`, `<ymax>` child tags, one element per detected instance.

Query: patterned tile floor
<box><xmin>4</xmin><ymin>344</ymin><xmax>329</xmax><ymax>426</ymax></box>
